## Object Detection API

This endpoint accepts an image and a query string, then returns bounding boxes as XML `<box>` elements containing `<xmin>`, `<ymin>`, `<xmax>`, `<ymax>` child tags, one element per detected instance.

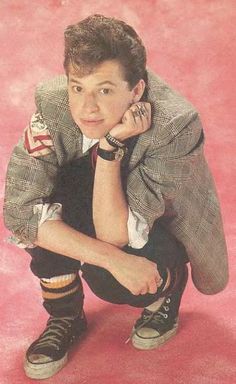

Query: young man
<box><xmin>4</xmin><ymin>14</ymin><xmax>228</xmax><ymax>380</ymax></box>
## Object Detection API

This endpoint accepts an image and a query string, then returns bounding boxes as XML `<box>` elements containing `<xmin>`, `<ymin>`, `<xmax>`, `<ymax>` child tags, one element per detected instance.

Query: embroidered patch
<box><xmin>24</xmin><ymin>112</ymin><xmax>54</xmax><ymax>157</ymax></box>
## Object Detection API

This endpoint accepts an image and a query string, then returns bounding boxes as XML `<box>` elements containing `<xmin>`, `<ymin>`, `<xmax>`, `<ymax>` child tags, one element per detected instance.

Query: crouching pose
<box><xmin>4</xmin><ymin>14</ymin><xmax>228</xmax><ymax>380</ymax></box>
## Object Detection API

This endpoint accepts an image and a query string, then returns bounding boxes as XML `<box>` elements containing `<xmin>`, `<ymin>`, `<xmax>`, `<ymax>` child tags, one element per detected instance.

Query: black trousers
<box><xmin>27</xmin><ymin>153</ymin><xmax>189</xmax><ymax>311</ymax></box>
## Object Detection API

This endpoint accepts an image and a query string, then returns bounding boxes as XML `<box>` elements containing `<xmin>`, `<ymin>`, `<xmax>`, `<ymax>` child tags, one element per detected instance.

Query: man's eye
<box><xmin>72</xmin><ymin>86</ymin><xmax>82</xmax><ymax>93</ymax></box>
<box><xmin>100</xmin><ymin>88</ymin><xmax>111</xmax><ymax>95</ymax></box>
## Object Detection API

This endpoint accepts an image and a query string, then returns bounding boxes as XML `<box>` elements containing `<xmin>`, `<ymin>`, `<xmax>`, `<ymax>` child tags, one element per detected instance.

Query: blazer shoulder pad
<box><xmin>146</xmin><ymin>69</ymin><xmax>198</xmax><ymax>123</ymax></box>
<box><xmin>35</xmin><ymin>75</ymin><xmax>68</xmax><ymax>106</ymax></box>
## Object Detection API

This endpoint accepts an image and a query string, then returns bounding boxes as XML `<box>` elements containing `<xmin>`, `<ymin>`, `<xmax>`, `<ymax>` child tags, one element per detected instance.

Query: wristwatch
<box><xmin>97</xmin><ymin>146</ymin><xmax>128</xmax><ymax>161</ymax></box>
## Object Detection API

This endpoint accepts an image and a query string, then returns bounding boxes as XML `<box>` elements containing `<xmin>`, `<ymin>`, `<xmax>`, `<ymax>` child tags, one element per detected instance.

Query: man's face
<box><xmin>68</xmin><ymin>60</ymin><xmax>136</xmax><ymax>139</ymax></box>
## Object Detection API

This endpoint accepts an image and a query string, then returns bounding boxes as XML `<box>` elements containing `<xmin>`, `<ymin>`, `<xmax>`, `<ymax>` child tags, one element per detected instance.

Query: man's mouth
<box><xmin>80</xmin><ymin>118</ymin><xmax>104</xmax><ymax>125</ymax></box>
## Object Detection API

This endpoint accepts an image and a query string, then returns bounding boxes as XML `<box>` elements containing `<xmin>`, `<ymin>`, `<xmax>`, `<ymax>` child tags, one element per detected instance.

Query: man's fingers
<box><xmin>123</xmin><ymin>108</ymin><xmax>137</xmax><ymax>125</ymax></box>
<box><xmin>131</xmin><ymin>103</ymin><xmax>151</xmax><ymax>130</ymax></box>
<box><xmin>120</xmin><ymin>102</ymin><xmax>151</xmax><ymax>138</ymax></box>
<box><xmin>147</xmin><ymin>279</ymin><xmax>159</xmax><ymax>294</ymax></box>
<box><xmin>139</xmin><ymin>285</ymin><xmax>149</xmax><ymax>295</ymax></box>
<box><xmin>131</xmin><ymin>103</ymin><xmax>147</xmax><ymax>119</ymax></box>
<box><xmin>131</xmin><ymin>275</ymin><xmax>163</xmax><ymax>296</ymax></box>
<box><xmin>130</xmin><ymin>287</ymin><xmax>145</xmax><ymax>296</ymax></box>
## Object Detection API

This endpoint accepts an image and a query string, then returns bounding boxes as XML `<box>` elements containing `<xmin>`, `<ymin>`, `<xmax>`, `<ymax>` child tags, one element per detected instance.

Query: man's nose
<box><xmin>81</xmin><ymin>93</ymin><xmax>99</xmax><ymax>114</ymax></box>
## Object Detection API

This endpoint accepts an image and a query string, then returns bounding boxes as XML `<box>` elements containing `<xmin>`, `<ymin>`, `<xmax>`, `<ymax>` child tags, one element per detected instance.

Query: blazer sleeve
<box><xmin>126</xmin><ymin>112</ymin><xmax>203</xmax><ymax>230</ymax></box>
<box><xmin>3</xmin><ymin>90</ymin><xmax>60</xmax><ymax>246</ymax></box>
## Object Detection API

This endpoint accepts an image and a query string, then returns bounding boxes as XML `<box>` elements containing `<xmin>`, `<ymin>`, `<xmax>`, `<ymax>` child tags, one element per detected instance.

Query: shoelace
<box><xmin>125</xmin><ymin>299</ymin><xmax>171</xmax><ymax>344</ymax></box>
<box><xmin>32</xmin><ymin>317</ymin><xmax>76</xmax><ymax>351</ymax></box>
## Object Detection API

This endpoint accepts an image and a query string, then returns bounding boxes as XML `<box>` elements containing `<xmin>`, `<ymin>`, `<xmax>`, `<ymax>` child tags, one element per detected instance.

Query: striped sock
<box><xmin>40</xmin><ymin>273</ymin><xmax>84</xmax><ymax>317</ymax></box>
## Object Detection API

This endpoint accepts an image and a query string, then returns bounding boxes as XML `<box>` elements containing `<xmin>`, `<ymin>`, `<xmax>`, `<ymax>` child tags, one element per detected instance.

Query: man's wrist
<box><xmin>98</xmin><ymin>134</ymin><xmax>128</xmax><ymax>161</ymax></box>
<box><xmin>99</xmin><ymin>137</ymin><xmax>114</xmax><ymax>151</ymax></box>
<box><xmin>105</xmin><ymin>247</ymin><xmax>129</xmax><ymax>273</ymax></box>
<box><xmin>105</xmin><ymin>132</ymin><xmax>125</xmax><ymax>148</ymax></box>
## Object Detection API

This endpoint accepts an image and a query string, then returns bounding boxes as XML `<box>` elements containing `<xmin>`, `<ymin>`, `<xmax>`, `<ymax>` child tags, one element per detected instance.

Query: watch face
<box><xmin>114</xmin><ymin>147</ymin><xmax>124</xmax><ymax>161</ymax></box>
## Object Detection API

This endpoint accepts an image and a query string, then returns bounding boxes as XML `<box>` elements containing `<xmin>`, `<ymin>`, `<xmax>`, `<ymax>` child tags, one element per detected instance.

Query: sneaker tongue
<box><xmin>145</xmin><ymin>297</ymin><xmax>166</xmax><ymax>312</ymax></box>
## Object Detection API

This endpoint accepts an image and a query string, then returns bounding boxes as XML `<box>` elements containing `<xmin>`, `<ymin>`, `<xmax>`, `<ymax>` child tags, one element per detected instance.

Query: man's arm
<box><xmin>35</xmin><ymin>219</ymin><xmax>161</xmax><ymax>296</ymax></box>
<box><xmin>92</xmin><ymin>102</ymin><xmax>152</xmax><ymax>247</ymax></box>
<box><xmin>92</xmin><ymin>137</ymin><xmax>129</xmax><ymax>247</ymax></box>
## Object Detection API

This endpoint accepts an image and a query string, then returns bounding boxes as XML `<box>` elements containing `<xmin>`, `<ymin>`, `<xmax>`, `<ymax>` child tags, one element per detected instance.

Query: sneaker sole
<box><xmin>24</xmin><ymin>353</ymin><xmax>68</xmax><ymax>380</ymax></box>
<box><xmin>131</xmin><ymin>321</ymin><xmax>178</xmax><ymax>350</ymax></box>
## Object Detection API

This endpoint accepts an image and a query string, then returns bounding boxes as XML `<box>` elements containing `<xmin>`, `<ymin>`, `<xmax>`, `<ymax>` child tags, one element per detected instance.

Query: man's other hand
<box><xmin>109</xmin><ymin>253</ymin><xmax>162</xmax><ymax>296</ymax></box>
<box><xmin>109</xmin><ymin>102</ymin><xmax>151</xmax><ymax>142</ymax></box>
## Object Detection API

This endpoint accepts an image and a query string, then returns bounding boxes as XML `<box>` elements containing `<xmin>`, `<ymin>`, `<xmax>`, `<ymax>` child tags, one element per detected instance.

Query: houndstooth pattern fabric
<box><xmin>3</xmin><ymin>70</ymin><xmax>228</xmax><ymax>294</ymax></box>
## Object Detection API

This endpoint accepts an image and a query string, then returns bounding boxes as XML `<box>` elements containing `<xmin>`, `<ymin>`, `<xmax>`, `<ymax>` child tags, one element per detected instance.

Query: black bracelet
<box><xmin>105</xmin><ymin>132</ymin><xmax>125</xmax><ymax>148</ymax></box>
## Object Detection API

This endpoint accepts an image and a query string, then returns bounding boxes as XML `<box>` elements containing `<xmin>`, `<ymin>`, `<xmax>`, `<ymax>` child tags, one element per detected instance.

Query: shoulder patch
<box><xmin>24</xmin><ymin>112</ymin><xmax>55</xmax><ymax>157</ymax></box>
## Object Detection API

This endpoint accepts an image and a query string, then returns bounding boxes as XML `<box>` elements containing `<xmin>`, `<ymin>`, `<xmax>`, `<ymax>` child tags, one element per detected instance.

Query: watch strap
<box><xmin>97</xmin><ymin>146</ymin><xmax>127</xmax><ymax>161</ymax></box>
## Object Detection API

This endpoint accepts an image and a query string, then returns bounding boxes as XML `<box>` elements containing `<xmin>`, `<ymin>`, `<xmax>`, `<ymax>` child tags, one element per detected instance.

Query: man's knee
<box><xmin>81</xmin><ymin>263</ymin><xmax>174</xmax><ymax>308</ymax></box>
<box><xmin>81</xmin><ymin>264</ymin><xmax>128</xmax><ymax>304</ymax></box>
<box><xmin>26</xmin><ymin>246</ymin><xmax>81</xmax><ymax>278</ymax></box>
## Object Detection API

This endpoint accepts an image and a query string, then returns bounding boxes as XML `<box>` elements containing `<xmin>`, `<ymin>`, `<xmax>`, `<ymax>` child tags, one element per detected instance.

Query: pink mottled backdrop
<box><xmin>0</xmin><ymin>1</ymin><xmax>236</xmax><ymax>383</ymax></box>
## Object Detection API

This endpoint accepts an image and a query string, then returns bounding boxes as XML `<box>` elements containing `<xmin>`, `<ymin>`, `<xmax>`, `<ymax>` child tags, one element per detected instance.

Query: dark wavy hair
<box><xmin>64</xmin><ymin>14</ymin><xmax>147</xmax><ymax>90</ymax></box>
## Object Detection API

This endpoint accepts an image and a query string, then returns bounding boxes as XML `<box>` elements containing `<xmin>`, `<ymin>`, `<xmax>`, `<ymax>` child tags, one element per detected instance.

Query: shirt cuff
<box><xmin>127</xmin><ymin>207</ymin><xmax>149</xmax><ymax>249</ymax></box>
<box><xmin>34</xmin><ymin>202</ymin><xmax>63</xmax><ymax>226</ymax></box>
<box><xmin>8</xmin><ymin>203</ymin><xmax>63</xmax><ymax>249</ymax></box>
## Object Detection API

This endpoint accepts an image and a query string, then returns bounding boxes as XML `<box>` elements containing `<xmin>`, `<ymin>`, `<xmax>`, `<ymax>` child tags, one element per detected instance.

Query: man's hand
<box><xmin>108</xmin><ymin>252</ymin><xmax>163</xmax><ymax>296</ymax></box>
<box><xmin>108</xmin><ymin>102</ymin><xmax>151</xmax><ymax>142</ymax></box>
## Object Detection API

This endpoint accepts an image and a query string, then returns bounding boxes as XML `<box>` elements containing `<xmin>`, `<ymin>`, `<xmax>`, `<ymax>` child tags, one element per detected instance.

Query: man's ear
<box><xmin>132</xmin><ymin>79</ymin><xmax>146</xmax><ymax>103</ymax></box>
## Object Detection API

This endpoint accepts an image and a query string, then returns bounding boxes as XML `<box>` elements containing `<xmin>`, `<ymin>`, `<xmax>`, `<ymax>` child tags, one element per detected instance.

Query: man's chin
<box><xmin>77</xmin><ymin>123</ymin><xmax>111</xmax><ymax>139</ymax></box>
<box><xmin>78</xmin><ymin>127</ymin><xmax>108</xmax><ymax>140</ymax></box>
<box><xmin>78</xmin><ymin>124</ymin><xmax>109</xmax><ymax>139</ymax></box>
<box><xmin>83</xmin><ymin>133</ymin><xmax>104</xmax><ymax>139</ymax></box>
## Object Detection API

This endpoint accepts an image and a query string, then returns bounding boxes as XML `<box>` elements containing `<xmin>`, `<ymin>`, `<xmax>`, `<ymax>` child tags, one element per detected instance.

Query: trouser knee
<box><xmin>81</xmin><ymin>225</ymin><xmax>189</xmax><ymax>308</ymax></box>
<box><xmin>82</xmin><ymin>263</ymin><xmax>169</xmax><ymax>308</ymax></box>
<box><xmin>26</xmin><ymin>246</ymin><xmax>81</xmax><ymax>279</ymax></box>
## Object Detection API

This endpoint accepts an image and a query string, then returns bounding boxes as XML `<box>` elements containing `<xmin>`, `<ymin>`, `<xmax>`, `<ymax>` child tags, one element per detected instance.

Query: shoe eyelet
<box><xmin>164</xmin><ymin>306</ymin><xmax>169</xmax><ymax>311</ymax></box>
<box><xmin>163</xmin><ymin>314</ymin><xmax>168</xmax><ymax>319</ymax></box>
<box><xmin>166</xmin><ymin>298</ymin><xmax>171</xmax><ymax>304</ymax></box>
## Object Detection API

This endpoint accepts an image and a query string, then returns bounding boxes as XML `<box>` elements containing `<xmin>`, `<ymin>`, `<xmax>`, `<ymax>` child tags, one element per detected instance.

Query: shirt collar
<box><xmin>82</xmin><ymin>135</ymin><xmax>99</xmax><ymax>153</ymax></box>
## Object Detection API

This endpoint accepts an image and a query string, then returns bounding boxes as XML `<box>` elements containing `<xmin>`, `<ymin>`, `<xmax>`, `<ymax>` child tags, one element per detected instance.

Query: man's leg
<box><xmin>24</xmin><ymin>246</ymin><xmax>87</xmax><ymax>380</ymax></box>
<box><xmin>29</xmin><ymin>246</ymin><xmax>84</xmax><ymax>317</ymax></box>
<box><xmin>82</xmin><ymin>220</ymin><xmax>189</xmax><ymax>349</ymax></box>
<box><xmin>23</xmin><ymin>155</ymin><xmax>94</xmax><ymax>380</ymax></box>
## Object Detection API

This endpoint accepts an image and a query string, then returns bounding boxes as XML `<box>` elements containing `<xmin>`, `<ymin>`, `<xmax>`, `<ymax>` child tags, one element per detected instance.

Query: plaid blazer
<box><xmin>3</xmin><ymin>70</ymin><xmax>228</xmax><ymax>294</ymax></box>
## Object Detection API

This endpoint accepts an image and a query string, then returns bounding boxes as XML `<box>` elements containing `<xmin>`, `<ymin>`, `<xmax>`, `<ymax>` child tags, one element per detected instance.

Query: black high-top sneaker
<box><xmin>24</xmin><ymin>311</ymin><xmax>87</xmax><ymax>379</ymax></box>
<box><xmin>131</xmin><ymin>265</ymin><xmax>188</xmax><ymax>350</ymax></box>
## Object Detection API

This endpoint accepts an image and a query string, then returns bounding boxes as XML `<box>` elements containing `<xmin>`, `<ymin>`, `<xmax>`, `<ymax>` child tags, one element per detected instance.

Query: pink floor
<box><xmin>0</xmin><ymin>1</ymin><xmax>236</xmax><ymax>383</ymax></box>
